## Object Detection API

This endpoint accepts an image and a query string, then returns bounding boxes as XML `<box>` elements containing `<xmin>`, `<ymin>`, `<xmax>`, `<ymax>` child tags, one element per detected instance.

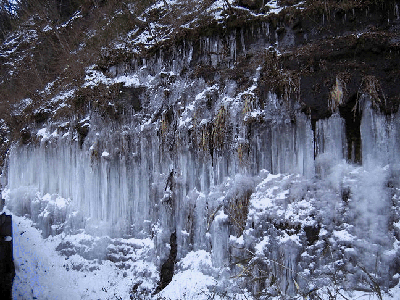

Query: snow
<box><xmin>37</xmin><ymin>128</ymin><xmax>51</xmax><ymax>142</ymax></box>
<box><xmin>42</xmin><ymin>25</ymin><xmax>52</xmax><ymax>32</ymax></box>
<box><xmin>266</xmin><ymin>0</ymin><xmax>284</xmax><ymax>14</ymax></box>
<box><xmin>195</xmin><ymin>85</ymin><xmax>219</xmax><ymax>101</ymax></box>
<box><xmin>333</xmin><ymin>230</ymin><xmax>356</xmax><ymax>242</ymax></box>
<box><xmin>59</xmin><ymin>10</ymin><xmax>82</xmax><ymax>29</ymax></box>
<box><xmin>51</xmin><ymin>90</ymin><xmax>76</xmax><ymax>104</ymax></box>
<box><xmin>278</xmin><ymin>232</ymin><xmax>301</xmax><ymax>245</ymax></box>
<box><xmin>158</xmin><ymin>270</ymin><xmax>216</xmax><ymax>300</ymax></box>
<box><xmin>84</xmin><ymin>66</ymin><xmax>149</xmax><ymax>88</ymax></box>
<box><xmin>9</xmin><ymin>209</ymin><xmax>257</xmax><ymax>299</ymax></box>
<box><xmin>214</xmin><ymin>210</ymin><xmax>228</xmax><ymax>222</ymax></box>
<box><xmin>11</xmin><ymin>213</ymin><xmax>157</xmax><ymax>300</ymax></box>
<box><xmin>207</xmin><ymin>0</ymin><xmax>235</xmax><ymax>21</ymax></box>
<box><xmin>114</xmin><ymin>74</ymin><xmax>140</xmax><ymax>87</ymax></box>
<box><xmin>255</xmin><ymin>236</ymin><xmax>270</xmax><ymax>254</ymax></box>
<box><xmin>83</xmin><ymin>68</ymin><xmax>112</xmax><ymax>87</ymax></box>
<box><xmin>178</xmin><ymin>250</ymin><xmax>212</xmax><ymax>271</ymax></box>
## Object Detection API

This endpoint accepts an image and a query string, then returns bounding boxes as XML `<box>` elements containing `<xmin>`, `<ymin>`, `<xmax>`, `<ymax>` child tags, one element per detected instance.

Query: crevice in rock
<box><xmin>339</xmin><ymin>94</ymin><xmax>362</xmax><ymax>164</ymax></box>
<box><xmin>157</xmin><ymin>231</ymin><xmax>177</xmax><ymax>292</ymax></box>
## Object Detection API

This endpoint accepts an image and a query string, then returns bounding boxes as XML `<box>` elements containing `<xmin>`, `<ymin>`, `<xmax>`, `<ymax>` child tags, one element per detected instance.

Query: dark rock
<box><xmin>0</xmin><ymin>213</ymin><xmax>14</xmax><ymax>300</ymax></box>
<box><xmin>75</xmin><ymin>121</ymin><xmax>90</xmax><ymax>148</ymax></box>
<box><xmin>118</xmin><ymin>86</ymin><xmax>146</xmax><ymax>112</ymax></box>
<box><xmin>157</xmin><ymin>231</ymin><xmax>177</xmax><ymax>292</ymax></box>
<box><xmin>304</xmin><ymin>225</ymin><xmax>320</xmax><ymax>246</ymax></box>
<box><xmin>339</xmin><ymin>94</ymin><xmax>362</xmax><ymax>163</ymax></box>
<box><xmin>238</xmin><ymin>0</ymin><xmax>264</xmax><ymax>10</ymax></box>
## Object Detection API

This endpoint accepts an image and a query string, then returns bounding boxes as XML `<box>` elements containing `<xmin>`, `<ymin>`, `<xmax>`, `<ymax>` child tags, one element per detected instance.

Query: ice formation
<box><xmin>3</xmin><ymin>1</ymin><xmax>400</xmax><ymax>298</ymax></box>
<box><xmin>6</xmin><ymin>85</ymin><xmax>400</xmax><ymax>299</ymax></box>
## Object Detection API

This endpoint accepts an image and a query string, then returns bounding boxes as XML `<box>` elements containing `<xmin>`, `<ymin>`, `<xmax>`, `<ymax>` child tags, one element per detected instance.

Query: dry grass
<box><xmin>237</xmin><ymin>142</ymin><xmax>250</xmax><ymax>167</ymax></box>
<box><xmin>227</xmin><ymin>190</ymin><xmax>252</xmax><ymax>236</ymax></box>
<box><xmin>359</xmin><ymin>75</ymin><xmax>385</xmax><ymax>109</ymax></box>
<box><xmin>212</xmin><ymin>106</ymin><xmax>228</xmax><ymax>151</ymax></box>
<box><xmin>242</xmin><ymin>94</ymin><xmax>254</xmax><ymax>115</ymax></box>
<box><xmin>329</xmin><ymin>75</ymin><xmax>347</xmax><ymax>112</ymax></box>
<box><xmin>260</xmin><ymin>50</ymin><xmax>300</xmax><ymax>104</ymax></box>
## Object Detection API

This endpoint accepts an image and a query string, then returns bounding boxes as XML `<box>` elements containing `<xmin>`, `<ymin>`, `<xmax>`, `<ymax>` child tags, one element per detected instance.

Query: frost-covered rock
<box><xmin>3</xmin><ymin>0</ymin><xmax>400</xmax><ymax>299</ymax></box>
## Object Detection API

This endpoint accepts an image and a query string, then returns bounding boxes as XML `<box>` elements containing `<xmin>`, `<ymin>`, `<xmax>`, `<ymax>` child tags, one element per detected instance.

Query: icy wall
<box><xmin>5</xmin><ymin>14</ymin><xmax>400</xmax><ymax>297</ymax></box>
<box><xmin>7</xmin><ymin>94</ymin><xmax>400</xmax><ymax>296</ymax></box>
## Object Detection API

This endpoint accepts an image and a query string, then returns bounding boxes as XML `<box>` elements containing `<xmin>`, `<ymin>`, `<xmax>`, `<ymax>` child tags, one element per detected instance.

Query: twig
<box><xmin>357</xmin><ymin>264</ymin><xmax>383</xmax><ymax>300</ymax></box>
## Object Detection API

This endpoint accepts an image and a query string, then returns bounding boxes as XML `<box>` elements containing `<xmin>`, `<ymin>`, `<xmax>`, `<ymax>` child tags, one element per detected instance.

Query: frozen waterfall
<box><xmin>6</xmin><ymin>97</ymin><xmax>399</xmax><ymax>239</ymax></box>
<box><xmin>4</xmin><ymin>84</ymin><xmax>400</xmax><ymax>298</ymax></box>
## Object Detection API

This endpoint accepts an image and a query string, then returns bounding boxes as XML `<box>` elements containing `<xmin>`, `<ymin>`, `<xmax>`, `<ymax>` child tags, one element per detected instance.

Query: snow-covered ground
<box><xmin>10</xmin><ymin>211</ymin><xmax>157</xmax><ymax>300</ymax></box>
<box><xmin>9</xmin><ymin>211</ymin><xmax>251</xmax><ymax>300</ymax></box>
<box><xmin>7</xmin><ymin>213</ymin><xmax>400</xmax><ymax>300</ymax></box>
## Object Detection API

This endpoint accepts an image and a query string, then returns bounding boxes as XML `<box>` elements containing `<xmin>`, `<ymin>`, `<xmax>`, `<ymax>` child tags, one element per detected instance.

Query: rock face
<box><xmin>2</xmin><ymin>0</ymin><xmax>400</xmax><ymax>298</ymax></box>
<box><xmin>0</xmin><ymin>213</ymin><xmax>14</xmax><ymax>299</ymax></box>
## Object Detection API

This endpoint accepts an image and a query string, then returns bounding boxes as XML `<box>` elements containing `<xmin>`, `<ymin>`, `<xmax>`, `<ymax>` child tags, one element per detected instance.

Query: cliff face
<box><xmin>2</xmin><ymin>1</ymin><xmax>400</xmax><ymax>299</ymax></box>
